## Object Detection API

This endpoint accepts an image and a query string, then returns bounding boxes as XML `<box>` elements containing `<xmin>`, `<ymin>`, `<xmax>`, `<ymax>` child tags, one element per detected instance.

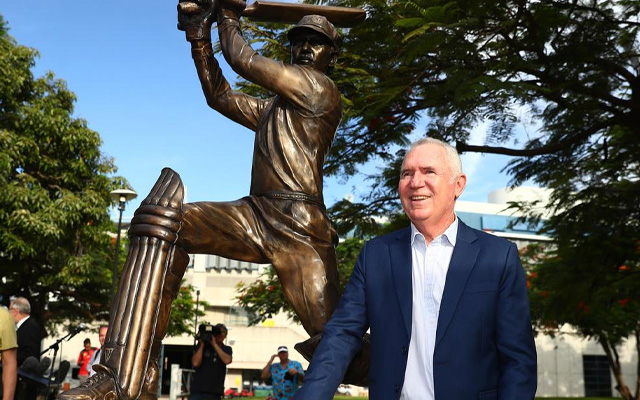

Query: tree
<box><xmin>0</xmin><ymin>15</ymin><xmax>127</xmax><ymax>332</ymax></box>
<box><xmin>0</xmin><ymin>13</ymin><xmax>258</xmax><ymax>342</ymax></box>
<box><xmin>229</xmin><ymin>0</ymin><xmax>640</xmax><ymax>231</ymax></box>
<box><xmin>522</xmin><ymin>232</ymin><xmax>640</xmax><ymax>399</ymax></box>
<box><xmin>167</xmin><ymin>282</ymin><xmax>210</xmax><ymax>337</ymax></box>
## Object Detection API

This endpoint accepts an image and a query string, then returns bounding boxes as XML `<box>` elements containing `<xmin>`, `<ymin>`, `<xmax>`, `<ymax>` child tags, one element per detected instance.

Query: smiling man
<box><xmin>295</xmin><ymin>137</ymin><xmax>537</xmax><ymax>400</ymax></box>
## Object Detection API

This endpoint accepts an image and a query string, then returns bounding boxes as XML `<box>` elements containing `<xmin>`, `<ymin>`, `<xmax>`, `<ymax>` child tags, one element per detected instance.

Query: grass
<box><xmin>241</xmin><ymin>397</ymin><xmax>364</xmax><ymax>400</ymax></box>
<box><xmin>247</xmin><ymin>397</ymin><xmax>618</xmax><ymax>400</ymax></box>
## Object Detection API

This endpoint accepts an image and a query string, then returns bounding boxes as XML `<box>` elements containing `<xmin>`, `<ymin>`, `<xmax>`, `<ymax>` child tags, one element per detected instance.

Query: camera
<box><xmin>198</xmin><ymin>324</ymin><xmax>214</xmax><ymax>342</ymax></box>
<box><xmin>198</xmin><ymin>324</ymin><xmax>223</xmax><ymax>343</ymax></box>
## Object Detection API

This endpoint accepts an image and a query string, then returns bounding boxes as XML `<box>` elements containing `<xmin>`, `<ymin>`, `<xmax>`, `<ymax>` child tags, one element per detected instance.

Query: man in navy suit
<box><xmin>295</xmin><ymin>138</ymin><xmax>537</xmax><ymax>400</ymax></box>
<box><xmin>9</xmin><ymin>297</ymin><xmax>42</xmax><ymax>367</ymax></box>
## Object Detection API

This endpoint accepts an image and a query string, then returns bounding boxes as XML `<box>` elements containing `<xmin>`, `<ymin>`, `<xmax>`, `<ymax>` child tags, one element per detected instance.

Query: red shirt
<box><xmin>77</xmin><ymin>348</ymin><xmax>95</xmax><ymax>376</ymax></box>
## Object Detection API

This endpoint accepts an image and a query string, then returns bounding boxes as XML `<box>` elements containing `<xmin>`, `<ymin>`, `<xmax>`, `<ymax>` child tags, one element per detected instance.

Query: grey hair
<box><xmin>11</xmin><ymin>297</ymin><xmax>31</xmax><ymax>315</ymax></box>
<box><xmin>403</xmin><ymin>137</ymin><xmax>463</xmax><ymax>181</ymax></box>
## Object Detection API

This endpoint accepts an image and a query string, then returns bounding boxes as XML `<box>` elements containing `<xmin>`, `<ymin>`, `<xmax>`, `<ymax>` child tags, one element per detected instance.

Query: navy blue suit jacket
<box><xmin>295</xmin><ymin>221</ymin><xmax>537</xmax><ymax>400</ymax></box>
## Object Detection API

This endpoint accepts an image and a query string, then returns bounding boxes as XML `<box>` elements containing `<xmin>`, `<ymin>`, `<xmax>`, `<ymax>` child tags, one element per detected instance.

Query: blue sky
<box><xmin>1</xmin><ymin>1</ymin><xmax>518</xmax><ymax>221</ymax></box>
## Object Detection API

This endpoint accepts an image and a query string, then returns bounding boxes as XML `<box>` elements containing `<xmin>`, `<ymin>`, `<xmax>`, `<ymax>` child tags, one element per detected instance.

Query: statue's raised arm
<box><xmin>177</xmin><ymin>0</ymin><xmax>266</xmax><ymax>130</ymax></box>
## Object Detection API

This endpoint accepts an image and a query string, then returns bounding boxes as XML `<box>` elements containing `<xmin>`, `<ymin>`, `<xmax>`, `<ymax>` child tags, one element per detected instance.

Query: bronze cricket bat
<box><xmin>179</xmin><ymin>0</ymin><xmax>366</xmax><ymax>27</ymax></box>
<box><xmin>244</xmin><ymin>0</ymin><xmax>366</xmax><ymax>27</ymax></box>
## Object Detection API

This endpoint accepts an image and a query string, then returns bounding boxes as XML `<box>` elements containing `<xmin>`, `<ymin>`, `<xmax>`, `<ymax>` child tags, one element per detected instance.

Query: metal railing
<box><xmin>169</xmin><ymin>365</ymin><xmax>194</xmax><ymax>400</ymax></box>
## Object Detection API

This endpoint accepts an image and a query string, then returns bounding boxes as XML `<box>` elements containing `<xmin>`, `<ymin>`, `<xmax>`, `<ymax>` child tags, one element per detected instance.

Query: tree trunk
<box><xmin>600</xmin><ymin>337</ymin><xmax>632</xmax><ymax>400</ymax></box>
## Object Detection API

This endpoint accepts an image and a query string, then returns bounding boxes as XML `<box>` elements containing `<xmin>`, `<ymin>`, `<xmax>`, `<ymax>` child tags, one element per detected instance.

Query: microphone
<box><xmin>69</xmin><ymin>323</ymin><xmax>87</xmax><ymax>336</ymax></box>
<box><xmin>20</xmin><ymin>356</ymin><xmax>39</xmax><ymax>373</ymax></box>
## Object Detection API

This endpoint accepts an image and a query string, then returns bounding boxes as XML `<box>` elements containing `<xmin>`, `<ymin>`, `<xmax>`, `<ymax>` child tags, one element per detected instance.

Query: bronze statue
<box><xmin>58</xmin><ymin>1</ymin><xmax>367</xmax><ymax>400</ymax></box>
<box><xmin>177</xmin><ymin>0</ymin><xmax>345</xmax><ymax>338</ymax></box>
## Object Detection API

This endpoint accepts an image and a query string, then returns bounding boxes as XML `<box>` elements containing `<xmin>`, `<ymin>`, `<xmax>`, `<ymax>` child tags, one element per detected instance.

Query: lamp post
<box><xmin>193</xmin><ymin>289</ymin><xmax>200</xmax><ymax>346</ymax></box>
<box><xmin>109</xmin><ymin>189</ymin><xmax>138</xmax><ymax>306</ymax></box>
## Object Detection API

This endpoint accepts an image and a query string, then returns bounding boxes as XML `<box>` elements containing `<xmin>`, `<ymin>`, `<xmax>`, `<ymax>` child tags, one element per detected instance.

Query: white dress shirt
<box><xmin>400</xmin><ymin>217</ymin><xmax>458</xmax><ymax>400</ymax></box>
<box><xmin>88</xmin><ymin>347</ymin><xmax>101</xmax><ymax>376</ymax></box>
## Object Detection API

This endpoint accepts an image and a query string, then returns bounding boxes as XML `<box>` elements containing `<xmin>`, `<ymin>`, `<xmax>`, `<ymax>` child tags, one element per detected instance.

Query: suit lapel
<box><xmin>390</xmin><ymin>228</ymin><xmax>412</xmax><ymax>338</ymax></box>
<box><xmin>436</xmin><ymin>221</ymin><xmax>479</xmax><ymax>347</ymax></box>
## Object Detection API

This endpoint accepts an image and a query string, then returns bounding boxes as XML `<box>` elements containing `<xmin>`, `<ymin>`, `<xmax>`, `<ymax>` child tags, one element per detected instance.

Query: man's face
<box><xmin>278</xmin><ymin>351</ymin><xmax>289</xmax><ymax>362</ymax></box>
<box><xmin>84</xmin><ymin>342</ymin><xmax>92</xmax><ymax>351</ymax></box>
<box><xmin>8</xmin><ymin>303</ymin><xmax>19</xmax><ymax>323</ymax></box>
<box><xmin>399</xmin><ymin>143</ymin><xmax>466</xmax><ymax>233</ymax></box>
<box><xmin>214</xmin><ymin>327</ymin><xmax>228</xmax><ymax>344</ymax></box>
<box><xmin>290</xmin><ymin>29</ymin><xmax>336</xmax><ymax>73</ymax></box>
<box><xmin>98</xmin><ymin>327</ymin><xmax>108</xmax><ymax>347</ymax></box>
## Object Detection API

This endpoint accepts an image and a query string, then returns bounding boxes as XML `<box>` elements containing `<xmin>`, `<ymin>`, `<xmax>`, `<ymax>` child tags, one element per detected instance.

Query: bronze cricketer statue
<box><xmin>58</xmin><ymin>1</ymin><xmax>368</xmax><ymax>400</ymax></box>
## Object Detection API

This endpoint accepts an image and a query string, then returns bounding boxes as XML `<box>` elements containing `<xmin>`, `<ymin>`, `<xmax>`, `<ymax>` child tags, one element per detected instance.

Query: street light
<box><xmin>193</xmin><ymin>289</ymin><xmax>200</xmax><ymax>346</ymax></box>
<box><xmin>109</xmin><ymin>189</ymin><xmax>138</xmax><ymax>306</ymax></box>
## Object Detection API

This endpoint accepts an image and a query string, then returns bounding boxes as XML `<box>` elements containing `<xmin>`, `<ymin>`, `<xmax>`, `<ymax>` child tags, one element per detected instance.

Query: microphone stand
<box><xmin>40</xmin><ymin>327</ymin><xmax>84</xmax><ymax>396</ymax></box>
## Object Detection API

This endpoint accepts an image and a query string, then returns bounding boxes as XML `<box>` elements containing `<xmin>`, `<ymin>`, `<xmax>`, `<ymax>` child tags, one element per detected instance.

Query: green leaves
<box><xmin>168</xmin><ymin>283</ymin><xmax>210</xmax><ymax>337</ymax></box>
<box><xmin>221</xmin><ymin>6</ymin><xmax>639</xmax><ymax>392</ymax></box>
<box><xmin>0</xmin><ymin>16</ymin><xmax>127</xmax><ymax>332</ymax></box>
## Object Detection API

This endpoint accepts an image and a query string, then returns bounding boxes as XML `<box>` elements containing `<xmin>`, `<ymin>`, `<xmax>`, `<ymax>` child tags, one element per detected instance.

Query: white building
<box><xmin>457</xmin><ymin>187</ymin><xmax>637</xmax><ymax>397</ymax></box>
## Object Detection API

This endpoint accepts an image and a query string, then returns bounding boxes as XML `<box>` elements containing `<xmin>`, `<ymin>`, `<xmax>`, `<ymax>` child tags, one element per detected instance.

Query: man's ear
<box><xmin>454</xmin><ymin>173</ymin><xmax>467</xmax><ymax>200</ymax></box>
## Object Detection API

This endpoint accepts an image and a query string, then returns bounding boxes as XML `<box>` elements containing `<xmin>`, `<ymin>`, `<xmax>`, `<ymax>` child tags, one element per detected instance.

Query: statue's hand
<box><xmin>177</xmin><ymin>0</ymin><xmax>217</xmax><ymax>41</ymax></box>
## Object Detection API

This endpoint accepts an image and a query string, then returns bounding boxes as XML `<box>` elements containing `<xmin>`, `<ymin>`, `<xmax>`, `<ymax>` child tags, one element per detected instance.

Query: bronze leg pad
<box><xmin>100</xmin><ymin>168</ymin><xmax>188</xmax><ymax>400</ymax></box>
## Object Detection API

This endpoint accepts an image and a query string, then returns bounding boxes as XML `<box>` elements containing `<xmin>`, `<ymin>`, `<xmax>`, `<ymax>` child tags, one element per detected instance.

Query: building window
<box><xmin>205</xmin><ymin>255</ymin><xmax>261</xmax><ymax>272</ymax></box>
<box><xmin>226</xmin><ymin>306</ymin><xmax>254</xmax><ymax>326</ymax></box>
<box><xmin>583</xmin><ymin>355</ymin><xmax>612</xmax><ymax>397</ymax></box>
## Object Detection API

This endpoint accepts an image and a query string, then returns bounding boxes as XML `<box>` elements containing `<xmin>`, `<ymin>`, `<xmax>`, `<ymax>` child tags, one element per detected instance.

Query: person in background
<box><xmin>190</xmin><ymin>324</ymin><xmax>232</xmax><ymax>400</ymax></box>
<box><xmin>261</xmin><ymin>346</ymin><xmax>304</xmax><ymax>400</ymax></box>
<box><xmin>87</xmin><ymin>326</ymin><xmax>107</xmax><ymax>377</ymax></box>
<box><xmin>76</xmin><ymin>339</ymin><xmax>94</xmax><ymax>383</ymax></box>
<box><xmin>9</xmin><ymin>298</ymin><xmax>42</xmax><ymax>367</ymax></box>
<box><xmin>0</xmin><ymin>306</ymin><xmax>17</xmax><ymax>400</ymax></box>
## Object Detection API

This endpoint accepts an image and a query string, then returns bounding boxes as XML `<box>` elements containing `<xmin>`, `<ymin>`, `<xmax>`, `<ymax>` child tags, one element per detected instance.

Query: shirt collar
<box><xmin>410</xmin><ymin>215</ymin><xmax>459</xmax><ymax>247</ymax></box>
<box><xmin>16</xmin><ymin>315</ymin><xmax>29</xmax><ymax>330</ymax></box>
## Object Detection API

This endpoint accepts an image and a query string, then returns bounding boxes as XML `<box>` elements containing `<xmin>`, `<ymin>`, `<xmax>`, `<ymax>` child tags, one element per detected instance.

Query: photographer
<box><xmin>190</xmin><ymin>324</ymin><xmax>232</xmax><ymax>400</ymax></box>
<box><xmin>261</xmin><ymin>346</ymin><xmax>304</xmax><ymax>400</ymax></box>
